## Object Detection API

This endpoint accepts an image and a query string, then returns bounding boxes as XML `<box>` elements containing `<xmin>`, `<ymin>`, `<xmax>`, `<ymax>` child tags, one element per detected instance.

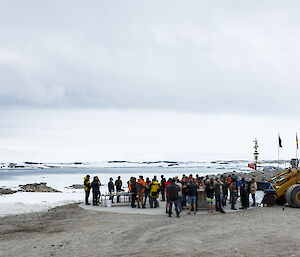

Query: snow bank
<box><xmin>0</xmin><ymin>192</ymin><xmax>83</xmax><ymax>217</ymax></box>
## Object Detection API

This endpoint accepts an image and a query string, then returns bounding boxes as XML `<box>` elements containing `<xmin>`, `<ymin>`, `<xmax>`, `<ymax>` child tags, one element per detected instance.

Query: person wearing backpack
<box><xmin>149</xmin><ymin>178</ymin><xmax>160</xmax><ymax>208</ymax></box>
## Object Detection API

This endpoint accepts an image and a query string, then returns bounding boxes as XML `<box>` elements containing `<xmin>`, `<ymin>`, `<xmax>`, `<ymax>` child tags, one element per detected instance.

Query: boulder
<box><xmin>19</xmin><ymin>183</ymin><xmax>61</xmax><ymax>192</ymax></box>
<box><xmin>0</xmin><ymin>188</ymin><xmax>16</xmax><ymax>195</ymax></box>
<box><xmin>66</xmin><ymin>184</ymin><xmax>84</xmax><ymax>189</ymax></box>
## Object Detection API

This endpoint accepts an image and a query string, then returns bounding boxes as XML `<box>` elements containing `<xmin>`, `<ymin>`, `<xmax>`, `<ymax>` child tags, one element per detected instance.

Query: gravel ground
<box><xmin>0</xmin><ymin>203</ymin><xmax>299</xmax><ymax>257</ymax></box>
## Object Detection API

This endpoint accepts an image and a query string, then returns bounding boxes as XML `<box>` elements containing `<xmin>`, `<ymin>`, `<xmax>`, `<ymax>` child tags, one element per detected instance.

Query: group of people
<box><xmin>83</xmin><ymin>173</ymin><xmax>258</xmax><ymax>217</ymax></box>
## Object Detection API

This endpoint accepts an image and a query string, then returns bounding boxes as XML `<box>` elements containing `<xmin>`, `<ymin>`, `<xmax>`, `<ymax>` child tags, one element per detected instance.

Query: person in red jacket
<box><xmin>164</xmin><ymin>178</ymin><xmax>172</xmax><ymax>213</ymax></box>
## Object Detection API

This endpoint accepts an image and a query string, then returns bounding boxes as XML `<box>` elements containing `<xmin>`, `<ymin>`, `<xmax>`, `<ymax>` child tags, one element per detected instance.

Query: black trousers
<box><xmin>161</xmin><ymin>189</ymin><xmax>165</xmax><ymax>201</ymax></box>
<box><xmin>143</xmin><ymin>191</ymin><xmax>150</xmax><ymax>206</ymax></box>
<box><xmin>149</xmin><ymin>197</ymin><xmax>159</xmax><ymax>208</ymax></box>
<box><xmin>85</xmin><ymin>190</ymin><xmax>90</xmax><ymax>205</ymax></box>
<box><xmin>92</xmin><ymin>190</ymin><xmax>100</xmax><ymax>205</ymax></box>
<box><xmin>131</xmin><ymin>193</ymin><xmax>137</xmax><ymax>207</ymax></box>
<box><xmin>241</xmin><ymin>193</ymin><xmax>247</xmax><ymax>208</ymax></box>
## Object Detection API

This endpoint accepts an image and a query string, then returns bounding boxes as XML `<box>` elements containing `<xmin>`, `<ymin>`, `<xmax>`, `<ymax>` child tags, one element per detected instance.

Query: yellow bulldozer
<box><xmin>267</xmin><ymin>165</ymin><xmax>300</xmax><ymax>208</ymax></box>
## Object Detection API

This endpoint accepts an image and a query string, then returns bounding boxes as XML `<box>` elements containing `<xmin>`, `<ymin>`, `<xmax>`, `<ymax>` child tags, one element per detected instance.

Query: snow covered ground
<box><xmin>0</xmin><ymin>192</ymin><xmax>83</xmax><ymax>217</ymax></box>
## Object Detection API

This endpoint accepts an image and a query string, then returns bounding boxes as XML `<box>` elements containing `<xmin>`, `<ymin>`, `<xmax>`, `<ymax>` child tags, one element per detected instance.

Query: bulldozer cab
<box><xmin>267</xmin><ymin>165</ymin><xmax>300</xmax><ymax>208</ymax></box>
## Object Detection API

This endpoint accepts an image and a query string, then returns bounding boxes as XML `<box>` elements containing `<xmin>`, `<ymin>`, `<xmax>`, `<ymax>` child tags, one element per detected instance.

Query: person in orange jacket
<box><xmin>136</xmin><ymin>175</ymin><xmax>146</xmax><ymax>208</ymax></box>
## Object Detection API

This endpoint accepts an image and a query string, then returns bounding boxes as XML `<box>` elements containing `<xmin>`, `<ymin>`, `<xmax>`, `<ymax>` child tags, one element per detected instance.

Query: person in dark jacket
<box><xmin>166</xmin><ymin>179</ymin><xmax>180</xmax><ymax>218</ymax></box>
<box><xmin>143</xmin><ymin>177</ymin><xmax>151</xmax><ymax>208</ymax></box>
<box><xmin>160</xmin><ymin>175</ymin><xmax>166</xmax><ymax>201</ymax></box>
<box><xmin>239</xmin><ymin>177</ymin><xmax>249</xmax><ymax>209</ymax></box>
<box><xmin>84</xmin><ymin>175</ymin><xmax>91</xmax><ymax>205</ymax></box>
<box><xmin>180</xmin><ymin>175</ymin><xmax>188</xmax><ymax>209</ymax></box>
<box><xmin>115</xmin><ymin>176</ymin><xmax>122</xmax><ymax>203</ymax></box>
<box><xmin>205</xmin><ymin>179</ymin><xmax>215</xmax><ymax>214</ymax></box>
<box><xmin>221</xmin><ymin>175</ymin><xmax>228</xmax><ymax>206</ymax></box>
<box><xmin>230</xmin><ymin>178</ymin><xmax>238</xmax><ymax>210</ymax></box>
<box><xmin>91</xmin><ymin>176</ymin><xmax>101</xmax><ymax>206</ymax></box>
<box><xmin>129</xmin><ymin>177</ymin><xmax>137</xmax><ymax>208</ymax></box>
<box><xmin>215</xmin><ymin>178</ymin><xmax>225</xmax><ymax>213</ymax></box>
<box><xmin>108</xmin><ymin>177</ymin><xmax>115</xmax><ymax>203</ymax></box>
<box><xmin>186</xmin><ymin>179</ymin><xmax>198</xmax><ymax>215</ymax></box>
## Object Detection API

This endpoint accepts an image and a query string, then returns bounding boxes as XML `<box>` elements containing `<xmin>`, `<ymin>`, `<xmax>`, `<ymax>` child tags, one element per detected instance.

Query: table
<box><xmin>101</xmin><ymin>192</ymin><xmax>131</xmax><ymax>207</ymax></box>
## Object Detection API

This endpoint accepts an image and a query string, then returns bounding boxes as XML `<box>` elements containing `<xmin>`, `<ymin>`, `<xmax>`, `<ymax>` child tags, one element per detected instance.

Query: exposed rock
<box><xmin>19</xmin><ymin>183</ymin><xmax>61</xmax><ymax>192</ymax></box>
<box><xmin>0</xmin><ymin>188</ymin><xmax>16</xmax><ymax>195</ymax></box>
<box><xmin>25</xmin><ymin>162</ymin><xmax>42</xmax><ymax>165</ymax></box>
<box><xmin>66</xmin><ymin>184</ymin><xmax>84</xmax><ymax>189</ymax></box>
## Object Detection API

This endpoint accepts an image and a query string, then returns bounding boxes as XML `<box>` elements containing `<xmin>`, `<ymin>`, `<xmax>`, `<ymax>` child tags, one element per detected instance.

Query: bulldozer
<box><xmin>266</xmin><ymin>161</ymin><xmax>300</xmax><ymax>207</ymax></box>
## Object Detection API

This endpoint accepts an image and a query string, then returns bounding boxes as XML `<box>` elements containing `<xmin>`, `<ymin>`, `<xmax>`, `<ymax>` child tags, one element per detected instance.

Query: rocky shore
<box><xmin>0</xmin><ymin>183</ymin><xmax>61</xmax><ymax>195</ymax></box>
<box><xmin>0</xmin><ymin>188</ymin><xmax>16</xmax><ymax>195</ymax></box>
<box><xmin>18</xmin><ymin>183</ymin><xmax>61</xmax><ymax>193</ymax></box>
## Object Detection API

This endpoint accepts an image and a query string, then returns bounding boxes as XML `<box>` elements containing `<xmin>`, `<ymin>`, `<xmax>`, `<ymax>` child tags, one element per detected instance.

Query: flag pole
<box><xmin>278</xmin><ymin>133</ymin><xmax>280</xmax><ymax>168</ymax></box>
<box><xmin>296</xmin><ymin>133</ymin><xmax>298</xmax><ymax>161</ymax></box>
<box><xmin>278</xmin><ymin>144</ymin><xmax>280</xmax><ymax>168</ymax></box>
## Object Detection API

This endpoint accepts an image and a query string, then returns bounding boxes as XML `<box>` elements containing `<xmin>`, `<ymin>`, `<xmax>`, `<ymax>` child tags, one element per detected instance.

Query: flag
<box><xmin>279</xmin><ymin>135</ymin><xmax>282</xmax><ymax>148</ymax></box>
<box><xmin>248</xmin><ymin>163</ymin><xmax>256</xmax><ymax>170</ymax></box>
<box><xmin>297</xmin><ymin>133</ymin><xmax>299</xmax><ymax>150</ymax></box>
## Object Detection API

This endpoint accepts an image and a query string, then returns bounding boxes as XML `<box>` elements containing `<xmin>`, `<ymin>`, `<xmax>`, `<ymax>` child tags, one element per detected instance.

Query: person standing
<box><xmin>230</xmin><ymin>178</ymin><xmax>238</xmax><ymax>210</ymax></box>
<box><xmin>115</xmin><ymin>176</ymin><xmax>123</xmax><ymax>203</ymax></box>
<box><xmin>149</xmin><ymin>179</ymin><xmax>160</xmax><ymax>208</ymax></box>
<box><xmin>176</xmin><ymin>178</ymin><xmax>183</xmax><ymax>211</ymax></box>
<box><xmin>164</xmin><ymin>178</ymin><xmax>172</xmax><ymax>213</ymax></box>
<box><xmin>136</xmin><ymin>176</ymin><xmax>146</xmax><ymax>208</ymax></box>
<box><xmin>227</xmin><ymin>175</ymin><xmax>232</xmax><ymax>204</ymax></box>
<box><xmin>187</xmin><ymin>179</ymin><xmax>198</xmax><ymax>215</ymax></box>
<box><xmin>221</xmin><ymin>175</ymin><xmax>228</xmax><ymax>206</ymax></box>
<box><xmin>84</xmin><ymin>175</ymin><xmax>91</xmax><ymax>205</ymax></box>
<box><xmin>215</xmin><ymin>178</ymin><xmax>225</xmax><ymax>213</ymax></box>
<box><xmin>91</xmin><ymin>176</ymin><xmax>101</xmax><ymax>206</ymax></box>
<box><xmin>205</xmin><ymin>179</ymin><xmax>215</xmax><ymax>214</ymax></box>
<box><xmin>108</xmin><ymin>177</ymin><xmax>115</xmax><ymax>203</ymax></box>
<box><xmin>129</xmin><ymin>177</ymin><xmax>137</xmax><ymax>208</ymax></box>
<box><xmin>250</xmin><ymin>177</ymin><xmax>257</xmax><ymax>207</ymax></box>
<box><xmin>160</xmin><ymin>175</ymin><xmax>166</xmax><ymax>201</ymax></box>
<box><xmin>181</xmin><ymin>175</ymin><xmax>188</xmax><ymax>209</ymax></box>
<box><xmin>143</xmin><ymin>177</ymin><xmax>151</xmax><ymax>208</ymax></box>
<box><xmin>239</xmin><ymin>177</ymin><xmax>249</xmax><ymax>209</ymax></box>
<box><xmin>166</xmin><ymin>179</ymin><xmax>180</xmax><ymax>218</ymax></box>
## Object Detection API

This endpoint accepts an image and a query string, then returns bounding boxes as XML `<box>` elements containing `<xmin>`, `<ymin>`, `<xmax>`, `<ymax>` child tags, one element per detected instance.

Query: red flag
<box><xmin>248</xmin><ymin>163</ymin><xmax>256</xmax><ymax>170</ymax></box>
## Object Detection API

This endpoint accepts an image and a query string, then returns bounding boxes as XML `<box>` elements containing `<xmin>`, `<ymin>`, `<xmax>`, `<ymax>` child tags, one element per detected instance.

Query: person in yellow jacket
<box><xmin>84</xmin><ymin>175</ymin><xmax>91</xmax><ymax>205</ymax></box>
<box><xmin>150</xmin><ymin>179</ymin><xmax>160</xmax><ymax>208</ymax></box>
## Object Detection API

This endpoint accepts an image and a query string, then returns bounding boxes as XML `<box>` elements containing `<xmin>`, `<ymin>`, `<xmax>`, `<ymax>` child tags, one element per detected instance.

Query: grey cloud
<box><xmin>1</xmin><ymin>1</ymin><xmax>300</xmax><ymax>116</ymax></box>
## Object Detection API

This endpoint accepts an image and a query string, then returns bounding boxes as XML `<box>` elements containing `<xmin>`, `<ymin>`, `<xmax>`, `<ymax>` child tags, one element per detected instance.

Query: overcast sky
<box><xmin>0</xmin><ymin>1</ymin><xmax>299</xmax><ymax>162</ymax></box>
